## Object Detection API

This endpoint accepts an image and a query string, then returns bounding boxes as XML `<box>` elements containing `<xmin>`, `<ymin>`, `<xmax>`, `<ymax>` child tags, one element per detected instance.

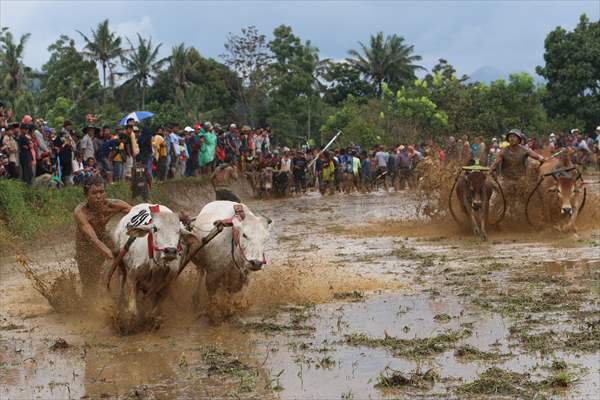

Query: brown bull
<box><xmin>528</xmin><ymin>149</ymin><xmax>586</xmax><ymax>232</ymax></box>
<box><xmin>453</xmin><ymin>170</ymin><xmax>500</xmax><ymax>241</ymax></box>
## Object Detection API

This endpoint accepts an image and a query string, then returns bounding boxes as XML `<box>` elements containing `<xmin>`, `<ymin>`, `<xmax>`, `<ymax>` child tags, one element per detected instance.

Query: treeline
<box><xmin>0</xmin><ymin>14</ymin><xmax>598</xmax><ymax>147</ymax></box>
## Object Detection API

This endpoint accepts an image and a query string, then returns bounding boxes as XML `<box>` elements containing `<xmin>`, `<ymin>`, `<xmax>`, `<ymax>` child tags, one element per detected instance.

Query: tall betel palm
<box><xmin>122</xmin><ymin>34</ymin><xmax>166</xmax><ymax>109</ymax></box>
<box><xmin>347</xmin><ymin>32</ymin><xmax>423</xmax><ymax>96</ymax></box>
<box><xmin>77</xmin><ymin>19</ymin><xmax>122</xmax><ymax>88</ymax></box>
<box><xmin>0</xmin><ymin>30</ymin><xmax>31</xmax><ymax>92</ymax></box>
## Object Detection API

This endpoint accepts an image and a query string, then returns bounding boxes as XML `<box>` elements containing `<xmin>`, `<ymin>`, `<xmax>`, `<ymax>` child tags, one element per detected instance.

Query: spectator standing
<box><xmin>167</xmin><ymin>123</ymin><xmax>181</xmax><ymax>178</ymax></box>
<box><xmin>153</xmin><ymin>127</ymin><xmax>168</xmax><ymax>181</ymax></box>
<box><xmin>199</xmin><ymin>122</ymin><xmax>216</xmax><ymax>174</ymax></box>
<box><xmin>292</xmin><ymin>150</ymin><xmax>307</xmax><ymax>193</ymax></box>
<box><xmin>17</xmin><ymin>124</ymin><xmax>34</xmax><ymax>184</ymax></box>
<box><xmin>1</xmin><ymin>122</ymin><xmax>19</xmax><ymax>178</ymax></box>
<box><xmin>80</xmin><ymin>126</ymin><xmax>98</xmax><ymax>164</ymax></box>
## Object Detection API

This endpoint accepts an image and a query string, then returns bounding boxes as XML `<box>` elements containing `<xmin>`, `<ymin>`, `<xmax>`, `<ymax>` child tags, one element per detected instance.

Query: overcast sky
<box><xmin>1</xmin><ymin>0</ymin><xmax>598</xmax><ymax>79</ymax></box>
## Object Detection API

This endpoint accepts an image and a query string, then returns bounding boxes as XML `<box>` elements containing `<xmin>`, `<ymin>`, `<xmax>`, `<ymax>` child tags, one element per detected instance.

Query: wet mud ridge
<box><xmin>1</xmin><ymin>191</ymin><xmax>599</xmax><ymax>399</ymax></box>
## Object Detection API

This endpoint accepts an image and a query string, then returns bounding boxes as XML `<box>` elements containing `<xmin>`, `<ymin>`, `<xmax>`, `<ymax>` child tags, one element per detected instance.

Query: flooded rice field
<box><xmin>1</xmin><ymin>190</ymin><xmax>599</xmax><ymax>399</ymax></box>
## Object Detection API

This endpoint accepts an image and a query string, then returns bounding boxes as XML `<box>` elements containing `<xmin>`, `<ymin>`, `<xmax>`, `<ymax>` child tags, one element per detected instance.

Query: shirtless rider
<box><xmin>74</xmin><ymin>175</ymin><xmax>132</xmax><ymax>294</ymax></box>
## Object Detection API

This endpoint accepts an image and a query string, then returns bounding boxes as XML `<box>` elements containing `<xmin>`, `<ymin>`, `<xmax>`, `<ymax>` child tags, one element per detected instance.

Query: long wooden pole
<box><xmin>307</xmin><ymin>130</ymin><xmax>342</xmax><ymax>170</ymax></box>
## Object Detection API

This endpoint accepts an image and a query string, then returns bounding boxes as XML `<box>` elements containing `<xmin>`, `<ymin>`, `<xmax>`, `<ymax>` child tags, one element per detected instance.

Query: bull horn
<box><xmin>448</xmin><ymin>170</ymin><xmax>462</xmax><ymax>224</ymax></box>
<box><xmin>525</xmin><ymin>177</ymin><xmax>544</xmax><ymax>227</ymax></box>
<box><xmin>491</xmin><ymin>173</ymin><xmax>506</xmax><ymax>226</ymax></box>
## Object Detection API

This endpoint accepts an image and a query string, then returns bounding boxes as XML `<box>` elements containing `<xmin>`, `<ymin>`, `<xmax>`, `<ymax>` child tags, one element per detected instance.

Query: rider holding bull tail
<box><xmin>492</xmin><ymin>129</ymin><xmax>545</xmax><ymax>180</ymax></box>
<box><xmin>491</xmin><ymin>129</ymin><xmax>545</xmax><ymax>217</ymax></box>
<box><xmin>74</xmin><ymin>175</ymin><xmax>132</xmax><ymax>295</ymax></box>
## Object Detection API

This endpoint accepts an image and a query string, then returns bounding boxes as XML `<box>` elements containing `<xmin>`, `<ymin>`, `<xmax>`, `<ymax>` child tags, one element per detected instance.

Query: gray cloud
<box><xmin>1</xmin><ymin>0</ymin><xmax>598</xmax><ymax>79</ymax></box>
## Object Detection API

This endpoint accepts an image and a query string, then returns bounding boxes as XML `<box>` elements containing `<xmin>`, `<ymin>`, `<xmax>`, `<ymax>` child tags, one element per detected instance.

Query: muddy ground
<box><xmin>1</xmin><ymin>189</ymin><xmax>599</xmax><ymax>399</ymax></box>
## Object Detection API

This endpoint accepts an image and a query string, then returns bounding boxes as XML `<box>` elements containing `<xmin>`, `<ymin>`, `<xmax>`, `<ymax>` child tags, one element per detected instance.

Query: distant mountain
<box><xmin>467</xmin><ymin>66</ymin><xmax>505</xmax><ymax>84</ymax></box>
<box><xmin>467</xmin><ymin>66</ymin><xmax>546</xmax><ymax>85</ymax></box>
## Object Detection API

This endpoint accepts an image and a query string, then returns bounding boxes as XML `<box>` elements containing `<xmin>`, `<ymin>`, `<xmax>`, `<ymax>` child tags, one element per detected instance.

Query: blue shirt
<box><xmin>98</xmin><ymin>139</ymin><xmax>118</xmax><ymax>160</ymax></box>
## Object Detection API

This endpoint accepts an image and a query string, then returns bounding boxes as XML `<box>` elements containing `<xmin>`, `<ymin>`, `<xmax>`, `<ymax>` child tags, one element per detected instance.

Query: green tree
<box><xmin>320</xmin><ymin>95</ymin><xmax>383</xmax><ymax>147</ymax></box>
<box><xmin>347</xmin><ymin>32</ymin><xmax>423</xmax><ymax>96</ymax></box>
<box><xmin>0</xmin><ymin>30</ymin><xmax>31</xmax><ymax>97</ymax></box>
<box><xmin>268</xmin><ymin>25</ymin><xmax>325</xmax><ymax>144</ymax></box>
<box><xmin>77</xmin><ymin>19</ymin><xmax>123</xmax><ymax>92</ymax></box>
<box><xmin>168</xmin><ymin>43</ymin><xmax>193</xmax><ymax>99</ymax></box>
<box><xmin>536</xmin><ymin>14</ymin><xmax>600</xmax><ymax>131</ymax></box>
<box><xmin>322</xmin><ymin>60</ymin><xmax>374</xmax><ymax>106</ymax></box>
<box><xmin>122</xmin><ymin>34</ymin><xmax>167</xmax><ymax>109</ymax></box>
<box><xmin>45</xmin><ymin>96</ymin><xmax>72</xmax><ymax>128</ymax></box>
<box><xmin>38</xmin><ymin>35</ymin><xmax>101</xmax><ymax>124</ymax></box>
<box><xmin>145</xmin><ymin>99</ymin><xmax>187</xmax><ymax>129</ymax></box>
<box><xmin>479</xmin><ymin>73</ymin><xmax>547</xmax><ymax>137</ymax></box>
<box><xmin>221</xmin><ymin>26</ymin><xmax>272</xmax><ymax>125</ymax></box>
<box><xmin>384</xmin><ymin>81</ymin><xmax>448</xmax><ymax>143</ymax></box>
<box><xmin>149</xmin><ymin>46</ymin><xmax>236</xmax><ymax>122</ymax></box>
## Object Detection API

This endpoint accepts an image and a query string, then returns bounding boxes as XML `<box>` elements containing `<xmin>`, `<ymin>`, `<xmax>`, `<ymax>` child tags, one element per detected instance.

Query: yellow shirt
<box><xmin>113</xmin><ymin>142</ymin><xmax>125</xmax><ymax>162</ymax></box>
<box><xmin>322</xmin><ymin>161</ymin><xmax>335</xmax><ymax>181</ymax></box>
<box><xmin>152</xmin><ymin>135</ymin><xmax>167</xmax><ymax>159</ymax></box>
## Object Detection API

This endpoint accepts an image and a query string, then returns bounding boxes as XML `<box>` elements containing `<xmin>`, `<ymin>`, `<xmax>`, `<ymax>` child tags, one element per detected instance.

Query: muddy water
<box><xmin>1</xmin><ymin>190</ymin><xmax>599</xmax><ymax>399</ymax></box>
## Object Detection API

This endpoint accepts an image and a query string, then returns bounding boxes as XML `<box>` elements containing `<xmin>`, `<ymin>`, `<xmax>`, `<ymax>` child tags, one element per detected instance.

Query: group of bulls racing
<box><xmin>72</xmin><ymin>126</ymin><xmax>597</xmax><ymax>330</ymax></box>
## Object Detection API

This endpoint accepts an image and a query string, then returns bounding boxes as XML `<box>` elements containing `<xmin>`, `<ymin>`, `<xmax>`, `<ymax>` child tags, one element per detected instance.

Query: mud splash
<box><xmin>16</xmin><ymin>254</ymin><xmax>82</xmax><ymax>314</ymax></box>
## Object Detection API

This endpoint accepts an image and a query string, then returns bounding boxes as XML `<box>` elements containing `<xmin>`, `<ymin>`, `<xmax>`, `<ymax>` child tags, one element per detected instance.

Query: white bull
<box><xmin>187</xmin><ymin>201</ymin><xmax>272</xmax><ymax>301</ymax></box>
<box><xmin>112</xmin><ymin>203</ymin><xmax>193</xmax><ymax>323</ymax></box>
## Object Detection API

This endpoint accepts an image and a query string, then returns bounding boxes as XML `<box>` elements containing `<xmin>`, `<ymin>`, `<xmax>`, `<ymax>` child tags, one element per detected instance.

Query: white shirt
<box><xmin>280</xmin><ymin>157</ymin><xmax>291</xmax><ymax>172</ymax></box>
<box><xmin>72</xmin><ymin>159</ymin><xmax>84</xmax><ymax>174</ymax></box>
<box><xmin>169</xmin><ymin>132</ymin><xmax>181</xmax><ymax>156</ymax></box>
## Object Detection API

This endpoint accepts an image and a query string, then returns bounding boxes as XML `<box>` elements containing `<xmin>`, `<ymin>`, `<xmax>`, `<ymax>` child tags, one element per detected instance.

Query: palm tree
<box><xmin>121</xmin><ymin>34</ymin><xmax>167</xmax><ymax>109</ymax></box>
<box><xmin>77</xmin><ymin>19</ymin><xmax>122</xmax><ymax>89</ymax></box>
<box><xmin>169</xmin><ymin>43</ymin><xmax>193</xmax><ymax>101</ymax></box>
<box><xmin>347</xmin><ymin>32</ymin><xmax>423</xmax><ymax>96</ymax></box>
<box><xmin>0</xmin><ymin>30</ymin><xmax>31</xmax><ymax>92</ymax></box>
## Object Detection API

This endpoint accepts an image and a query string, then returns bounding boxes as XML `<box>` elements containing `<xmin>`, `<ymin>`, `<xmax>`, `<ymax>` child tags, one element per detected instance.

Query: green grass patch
<box><xmin>345</xmin><ymin>329</ymin><xmax>471</xmax><ymax>358</ymax></box>
<box><xmin>0</xmin><ymin>179</ymin><xmax>129</xmax><ymax>248</ymax></box>
<box><xmin>375</xmin><ymin>366</ymin><xmax>439</xmax><ymax>390</ymax></box>
<box><xmin>453</xmin><ymin>344</ymin><xmax>509</xmax><ymax>361</ymax></box>
<box><xmin>197</xmin><ymin>345</ymin><xmax>259</xmax><ymax>394</ymax></box>
<box><xmin>0</xmin><ymin>177</ymin><xmax>210</xmax><ymax>254</ymax></box>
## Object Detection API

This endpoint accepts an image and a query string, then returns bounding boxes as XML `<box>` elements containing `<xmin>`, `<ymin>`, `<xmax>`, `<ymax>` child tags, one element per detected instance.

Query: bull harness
<box><xmin>107</xmin><ymin>204</ymin><xmax>183</xmax><ymax>290</ymax></box>
<box><xmin>448</xmin><ymin>163</ymin><xmax>506</xmax><ymax>226</ymax></box>
<box><xmin>176</xmin><ymin>204</ymin><xmax>266</xmax><ymax>278</ymax></box>
<box><xmin>525</xmin><ymin>165</ymin><xmax>587</xmax><ymax>227</ymax></box>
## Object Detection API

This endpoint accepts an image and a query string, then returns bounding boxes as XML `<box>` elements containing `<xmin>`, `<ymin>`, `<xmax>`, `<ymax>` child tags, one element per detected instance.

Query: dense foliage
<box><xmin>0</xmin><ymin>15</ymin><xmax>597</xmax><ymax>147</ymax></box>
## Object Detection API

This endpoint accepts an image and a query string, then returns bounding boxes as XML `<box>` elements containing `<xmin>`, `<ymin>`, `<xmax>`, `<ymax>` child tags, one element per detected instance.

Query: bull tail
<box><xmin>579</xmin><ymin>186</ymin><xmax>587</xmax><ymax>215</ymax></box>
<box><xmin>525</xmin><ymin>177</ymin><xmax>544</xmax><ymax>227</ymax></box>
<box><xmin>448</xmin><ymin>170</ymin><xmax>462</xmax><ymax>223</ymax></box>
